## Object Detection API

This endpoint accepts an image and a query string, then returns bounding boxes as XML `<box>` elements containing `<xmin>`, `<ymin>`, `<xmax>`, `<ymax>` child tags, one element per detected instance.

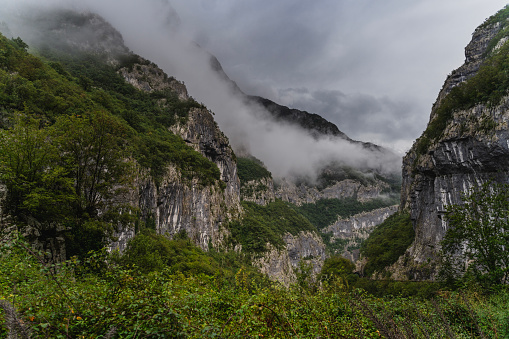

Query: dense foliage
<box><xmin>227</xmin><ymin>200</ymin><xmax>317</xmax><ymax>253</ymax></box>
<box><xmin>2</xmin><ymin>235</ymin><xmax>509</xmax><ymax>338</ymax></box>
<box><xmin>0</xmin><ymin>33</ymin><xmax>220</xmax><ymax>186</ymax></box>
<box><xmin>361</xmin><ymin>211</ymin><xmax>415</xmax><ymax>277</ymax></box>
<box><xmin>0</xmin><ymin>112</ymin><xmax>137</xmax><ymax>257</ymax></box>
<box><xmin>236</xmin><ymin>157</ymin><xmax>272</xmax><ymax>183</ymax></box>
<box><xmin>441</xmin><ymin>182</ymin><xmax>509</xmax><ymax>288</ymax></box>
<box><xmin>318</xmin><ymin>255</ymin><xmax>356</xmax><ymax>283</ymax></box>
<box><xmin>117</xmin><ymin>230</ymin><xmax>221</xmax><ymax>276</ymax></box>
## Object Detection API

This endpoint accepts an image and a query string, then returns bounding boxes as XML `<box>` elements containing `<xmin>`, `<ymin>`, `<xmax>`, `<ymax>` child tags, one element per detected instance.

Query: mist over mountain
<box><xmin>0</xmin><ymin>0</ymin><xmax>400</xmax><ymax>181</ymax></box>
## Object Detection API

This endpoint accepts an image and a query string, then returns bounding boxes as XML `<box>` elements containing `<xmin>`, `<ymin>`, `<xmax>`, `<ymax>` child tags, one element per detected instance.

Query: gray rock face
<box><xmin>136</xmin><ymin>166</ymin><xmax>238</xmax><ymax>251</ymax></box>
<box><xmin>114</xmin><ymin>64</ymin><xmax>241</xmax><ymax>251</ymax></box>
<box><xmin>170</xmin><ymin>107</ymin><xmax>241</xmax><ymax>210</ymax></box>
<box><xmin>240</xmin><ymin>177</ymin><xmax>276</xmax><ymax>205</ymax></box>
<box><xmin>430</xmin><ymin>22</ymin><xmax>502</xmax><ymax>117</ymax></box>
<box><xmin>253</xmin><ymin>231</ymin><xmax>326</xmax><ymax>286</ymax></box>
<box><xmin>276</xmin><ymin>178</ymin><xmax>390</xmax><ymax>206</ymax></box>
<box><xmin>326</xmin><ymin>206</ymin><xmax>398</xmax><ymax>240</ymax></box>
<box><xmin>119</xmin><ymin>64</ymin><xmax>189</xmax><ymax>100</ymax></box>
<box><xmin>398</xmin><ymin>18</ymin><xmax>509</xmax><ymax>279</ymax></box>
<box><xmin>325</xmin><ymin>206</ymin><xmax>398</xmax><ymax>262</ymax></box>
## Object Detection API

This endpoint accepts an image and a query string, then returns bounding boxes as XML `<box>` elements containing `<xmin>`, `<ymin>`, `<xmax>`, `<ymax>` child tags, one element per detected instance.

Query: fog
<box><xmin>0</xmin><ymin>0</ymin><xmax>401</xmax><ymax>179</ymax></box>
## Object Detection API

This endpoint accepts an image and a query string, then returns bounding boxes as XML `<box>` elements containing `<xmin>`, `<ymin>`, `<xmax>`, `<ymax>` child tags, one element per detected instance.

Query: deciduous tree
<box><xmin>441</xmin><ymin>181</ymin><xmax>509</xmax><ymax>287</ymax></box>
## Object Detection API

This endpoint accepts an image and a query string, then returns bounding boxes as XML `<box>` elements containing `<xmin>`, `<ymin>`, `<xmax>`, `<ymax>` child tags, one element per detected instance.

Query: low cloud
<box><xmin>1</xmin><ymin>0</ymin><xmax>402</xmax><ymax>180</ymax></box>
<box><xmin>277</xmin><ymin>88</ymin><xmax>422</xmax><ymax>152</ymax></box>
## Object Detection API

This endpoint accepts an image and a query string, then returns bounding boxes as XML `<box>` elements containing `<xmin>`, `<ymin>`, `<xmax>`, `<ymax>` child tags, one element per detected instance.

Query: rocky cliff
<box><xmin>253</xmin><ymin>231</ymin><xmax>326</xmax><ymax>287</ymax></box>
<box><xmin>397</xmin><ymin>7</ymin><xmax>509</xmax><ymax>279</ymax></box>
<box><xmin>116</xmin><ymin>61</ymin><xmax>242</xmax><ymax>251</ymax></box>
<box><xmin>276</xmin><ymin>178</ymin><xmax>391</xmax><ymax>206</ymax></box>
<box><xmin>240</xmin><ymin>177</ymin><xmax>276</xmax><ymax>205</ymax></box>
<box><xmin>325</xmin><ymin>205</ymin><xmax>398</xmax><ymax>262</ymax></box>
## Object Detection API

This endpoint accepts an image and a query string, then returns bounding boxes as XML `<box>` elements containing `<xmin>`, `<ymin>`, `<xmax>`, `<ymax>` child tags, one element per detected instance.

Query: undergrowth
<box><xmin>1</xmin><ymin>234</ymin><xmax>508</xmax><ymax>338</ymax></box>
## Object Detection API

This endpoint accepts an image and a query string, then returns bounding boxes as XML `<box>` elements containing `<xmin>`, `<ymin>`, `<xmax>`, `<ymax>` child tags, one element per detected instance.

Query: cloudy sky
<box><xmin>168</xmin><ymin>0</ymin><xmax>508</xmax><ymax>152</ymax></box>
<box><xmin>2</xmin><ymin>0</ymin><xmax>509</xmax><ymax>179</ymax></box>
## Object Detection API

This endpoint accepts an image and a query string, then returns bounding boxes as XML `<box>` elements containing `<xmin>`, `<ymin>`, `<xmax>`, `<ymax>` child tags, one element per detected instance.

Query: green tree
<box><xmin>53</xmin><ymin>111</ymin><xmax>137</xmax><ymax>257</ymax></box>
<box><xmin>318</xmin><ymin>256</ymin><xmax>355</xmax><ymax>283</ymax></box>
<box><xmin>0</xmin><ymin>112</ymin><xmax>137</xmax><ymax>257</ymax></box>
<box><xmin>0</xmin><ymin>114</ymin><xmax>74</xmax><ymax>226</ymax></box>
<box><xmin>441</xmin><ymin>181</ymin><xmax>509</xmax><ymax>287</ymax></box>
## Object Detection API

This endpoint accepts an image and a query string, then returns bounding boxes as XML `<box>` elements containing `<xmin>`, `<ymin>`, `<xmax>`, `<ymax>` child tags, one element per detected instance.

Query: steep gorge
<box><xmin>0</xmin><ymin>7</ymin><xmax>400</xmax><ymax>284</ymax></box>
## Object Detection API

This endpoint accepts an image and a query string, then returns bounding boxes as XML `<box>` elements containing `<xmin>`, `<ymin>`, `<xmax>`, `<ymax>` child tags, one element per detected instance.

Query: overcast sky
<box><xmin>167</xmin><ymin>0</ymin><xmax>508</xmax><ymax>152</ymax></box>
<box><xmin>2</xmin><ymin>0</ymin><xmax>509</xmax><ymax>178</ymax></box>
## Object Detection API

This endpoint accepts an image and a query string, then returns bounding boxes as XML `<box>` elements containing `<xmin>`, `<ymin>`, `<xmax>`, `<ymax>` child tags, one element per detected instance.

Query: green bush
<box><xmin>1</xmin><ymin>235</ymin><xmax>508</xmax><ymax>338</ymax></box>
<box><xmin>318</xmin><ymin>256</ymin><xmax>356</xmax><ymax>284</ymax></box>
<box><xmin>120</xmin><ymin>230</ymin><xmax>219</xmax><ymax>276</ymax></box>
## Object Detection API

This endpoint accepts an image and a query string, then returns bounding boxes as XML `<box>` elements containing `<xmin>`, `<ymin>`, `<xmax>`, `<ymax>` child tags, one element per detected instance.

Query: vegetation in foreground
<box><xmin>1</xmin><ymin>234</ymin><xmax>509</xmax><ymax>339</ymax></box>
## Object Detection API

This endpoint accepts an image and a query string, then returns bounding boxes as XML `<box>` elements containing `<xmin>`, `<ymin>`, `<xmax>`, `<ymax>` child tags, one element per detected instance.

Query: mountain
<box><xmin>0</xmin><ymin>7</ymin><xmax>399</xmax><ymax>283</ymax></box>
<box><xmin>209</xmin><ymin>49</ymin><xmax>394</xmax><ymax>154</ymax></box>
<box><xmin>389</xmin><ymin>5</ymin><xmax>509</xmax><ymax>280</ymax></box>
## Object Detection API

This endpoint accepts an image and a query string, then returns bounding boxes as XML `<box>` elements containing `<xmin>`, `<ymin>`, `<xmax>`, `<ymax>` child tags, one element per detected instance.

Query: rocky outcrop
<box><xmin>119</xmin><ymin>62</ymin><xmax>189</xmax><ymax>100</ymax></box>
<box><xmin>253</xmin><ymin>231</ymin><xmax>326</xmax><ymax>286</ymax></box>
<box><xmin>324</xmin><ymin>206</ymin><xmax>398</xmax><ymax>261</ymax></box>
<box><xmin>114</xmin><ymin>67</ymin><xmax>241</xmax><ymax>251</ymax></box>
<box><xmin>397</xmin><ymin>14</ymin><xmax>509</xmax><ymax>279</ymax></box>
<box><xmin>326</xmin><ymin>206</ymin><xmax>398</xmax><ymax>239</ymax></box>
<box><xmin>240</xmin><ymin>177</ymin><xmax>276</xmax><ymax>205</ymax></box>
<box><xmin>276</xmin><ymin>178</ymin><xmax>390</xmax><ymax>206</ymax></box>
<box><xmin>430</xmin><ymin>21</ymin><xmax>502</xmax><ymax>117</ymax></box>
<box><xmin>136</xmin><ymin>166</ymin><xmax>237</xmax><ymax>251</ymax></box>
<box><xmin>170</xmin><ymin>107</ymin><xmax>241</xmax><ymax>210</ymax></box>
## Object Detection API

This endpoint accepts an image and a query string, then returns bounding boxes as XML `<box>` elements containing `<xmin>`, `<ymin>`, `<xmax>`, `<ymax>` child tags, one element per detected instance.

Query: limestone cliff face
<box><xmin>325</xmin><ymin>206</ymin><xmax>398</xmax><ymax>262</ymax></box>
<box><xmin>117</xmin><ymin>65</ymin><xmax>241</xmax><ymax>251</ymax></box>
<box><xmin>397</xmin><ymin>15</ymin><xmax>509</xmax><ymax>279</ymax></box>
<box><xmin>253</xmin><ymin>231</ymin><xmax>326</xmax><ymax>286</ymax></box>
<box><xmin>169</xmin><ymin>107</ymin><xmax>241</xmax><ymax>210</ymax></box>
<box><xmin>276</xmin><ymin>178</ymin><xmax>390</xmax><ymax>206</ymax></box>
<box><xmin>240</xmin><ymin>177</ymin><xmax>276</xmax><ymax>205</ymax></box>
<box><xmin>119</xmin><ymin>63</ymin><xmax>189</xmax><ymax>100</ymax></box>
<box><xmin>136</xmin><ymin>166</ymin><xmax>238</xmax><ymax>251</ymax></box>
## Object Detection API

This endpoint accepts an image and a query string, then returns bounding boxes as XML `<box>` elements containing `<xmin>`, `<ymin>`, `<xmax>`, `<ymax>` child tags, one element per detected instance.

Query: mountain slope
<box><xmin>0</xmin><ymin>9</ymin><xmax>241</xmax><ymax>257</ymax></box>
<box><xmin>393</xmin><ymin>5</ymin><xmax>509</xmax><ymax>280</ymax></box>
